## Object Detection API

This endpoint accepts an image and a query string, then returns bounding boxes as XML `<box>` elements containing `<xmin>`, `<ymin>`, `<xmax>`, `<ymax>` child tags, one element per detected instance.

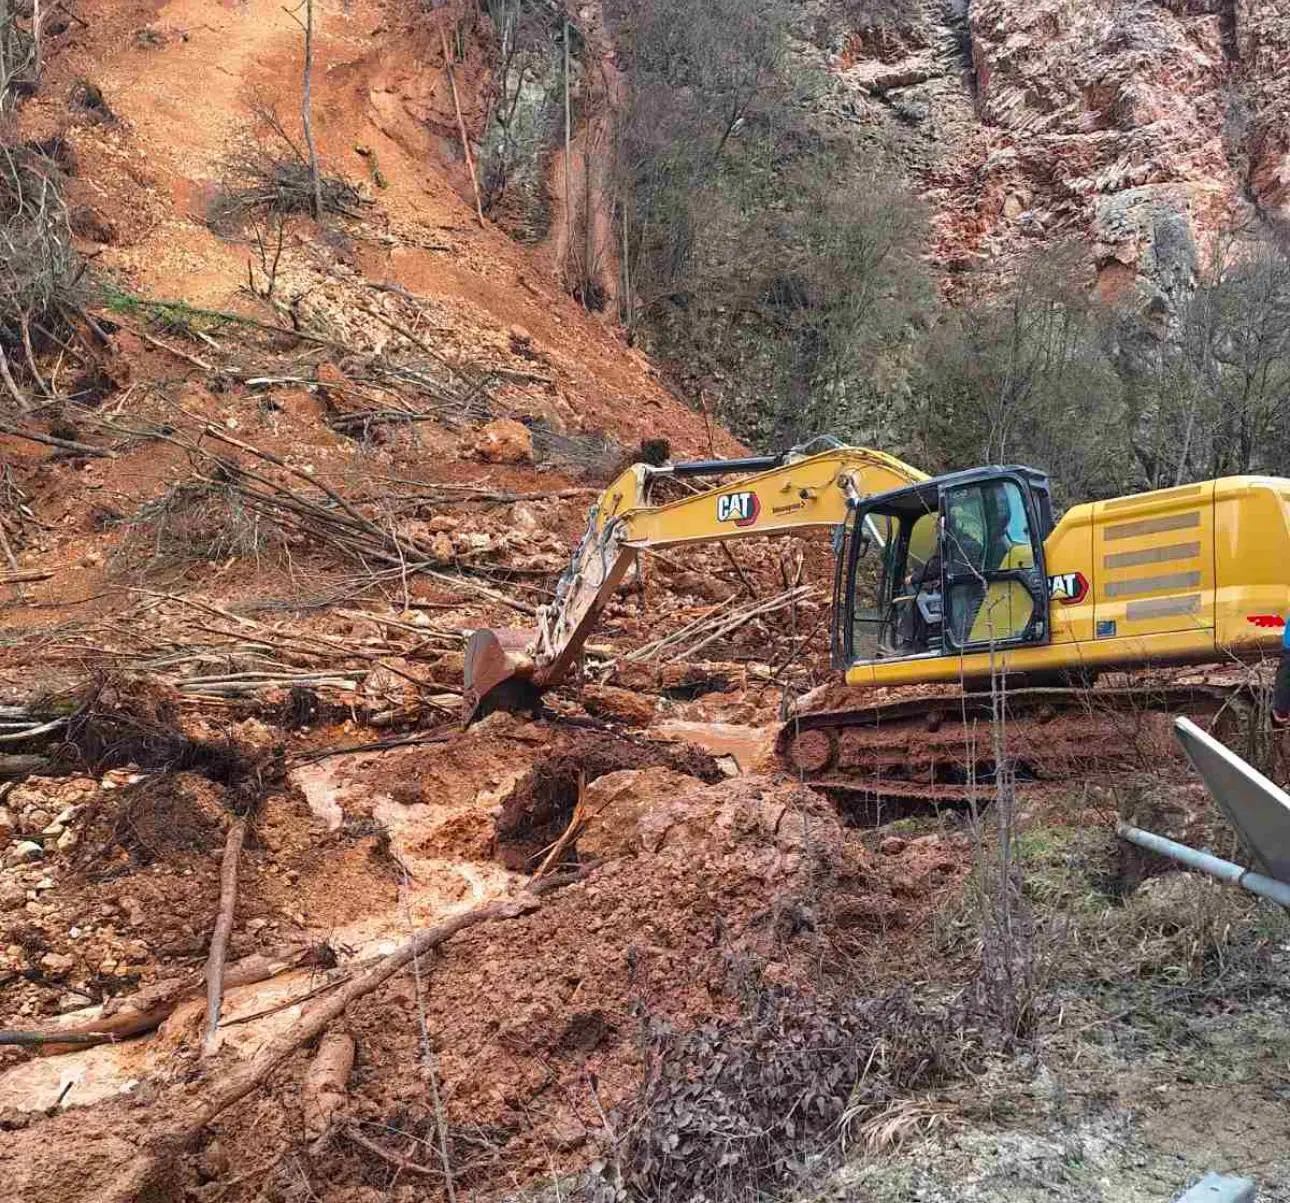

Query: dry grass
<box><xmin>841</xmin><ymin>1096</ymin><xmax>956</xmax><ymax>1156</ymax></box>
<box><xmin>608</xmin><ymin>985</ymin><xmax>977</xmax><ymax>1203</ymax></box>
<box><xmin>1074</xmin><ymin>870</ymin><xmax>1286</xmax><ymax>986</ymax></box>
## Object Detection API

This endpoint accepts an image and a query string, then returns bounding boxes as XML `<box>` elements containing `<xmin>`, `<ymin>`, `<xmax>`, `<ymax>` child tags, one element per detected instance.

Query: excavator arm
<box><xmin>463</xmin><ymin>444</ymin><xmax>927</xmax><ymax>719</ymax></box>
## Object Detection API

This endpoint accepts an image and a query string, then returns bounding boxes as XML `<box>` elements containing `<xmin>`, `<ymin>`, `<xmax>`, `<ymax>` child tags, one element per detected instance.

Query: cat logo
<box><xmin>716</xmin><ymin>491</ymin><xmax>761</xmax><ymax>527</ymax></box>
<box><xmin>1048</xmin><ymin>571</ymin><xmax>1089</xmax><ymax>605</ymax></box>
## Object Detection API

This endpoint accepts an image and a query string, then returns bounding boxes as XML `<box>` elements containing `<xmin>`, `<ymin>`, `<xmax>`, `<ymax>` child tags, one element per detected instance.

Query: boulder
<box><xmin>581</xmin><ymin>685</ymin><xmax>657</xmax><ymax>727</ymax></box>
<box><xmin>20</xmin><ymin>808</ymin><xmax>52</xmax><ymax>836</ymax></box>
<box><xmin>431</xmin><ymin>531</ymin><xmax>455</xmax><ymax>565</ymax></box>
<box><xmin>474</xmin><ymin>418</ymin><xmax>534</xmax><ymax>465</ymax></box>
<box><xmin>39</xmin><ymin>951</ymin><xmax>75</xmax><ymax>974</ymax></box>
<box><xmin>578</xmin><ymin>768</ymin><xmax>706</xmax><ymax>860</ymax></box>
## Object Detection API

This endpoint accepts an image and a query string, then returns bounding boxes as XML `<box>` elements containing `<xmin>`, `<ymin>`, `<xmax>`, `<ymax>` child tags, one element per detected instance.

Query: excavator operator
<box><xmin>900</xmin><ymin>534</ymin><xmax>943</xmax><ymax>654</ymax></box>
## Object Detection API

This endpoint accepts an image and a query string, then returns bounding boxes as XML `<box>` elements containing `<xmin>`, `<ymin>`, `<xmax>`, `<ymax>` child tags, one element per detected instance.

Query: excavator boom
<box><xmin>463</xmin><ymin>445</ymin><xmax>927</xmax><ymax>719</ymax></box>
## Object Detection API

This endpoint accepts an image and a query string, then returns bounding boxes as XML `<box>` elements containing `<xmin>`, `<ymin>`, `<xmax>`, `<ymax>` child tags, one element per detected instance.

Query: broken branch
<box><xmin>0</xmin><ymin>568</ymin><xmax>53</xmax><ymax>585</ymax></box>
<box><xmin>302</xmin><ymin>1028</ymin><xmax>356</xmax><ymax>1149</ymax></box>
<box><xmin>201</xmin><ymin>817</ymin><xmax>249</xmax><ymax>1058</ymax></box>
<box><xmin>0</xmin><ymin>944</ymin><xmax>329</xmax><ymax>1054</ymax></box>
<box><xmin>345</xmin><ymin>1124</ymin><xmax>438</xmax><ymax>1177</ymax></box>
<box><xmin>100</xmin><ymin>874</ymin><xmax>591</xmax><ymax>1201</ymax></box>
<box><xmin>440</xmin><ymin>24</ymin><xmax>485</xmax><ymax>226</ymax></box>
<box><xmin>0</xmin><ymin>420</ymin><xmax>115</xmax><ymax>458</ymax></box>
<box><xmin>532</xmin><ymin>770</ymin><xmax>586</xmax><ymax>879</ymax></box>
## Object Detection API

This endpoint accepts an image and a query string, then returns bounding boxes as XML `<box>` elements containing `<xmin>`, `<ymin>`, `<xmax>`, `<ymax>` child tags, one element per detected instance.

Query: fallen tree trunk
<box><xmin>100</xmin><ymin>872</ymin><xmax>589</xmax><ymax>1202</ymax></box>
<box><xmin>0</xmin><ymin>754</ymin><xmax>51</xmax><ymax>780</ymax></box>
<box><xmin>202</xmin><ymin>817</ymin><xmax>249</xmax><ymax>1058</ymax></box>
<box><xmin>0</xmin><ymin>944</ymin><xmax>329</xmax><ymax>1053</ymax></box>
<box><xmin>0</xmin><ymin>568</ymin><xmax>54</xmax><ymax>585</ymax></box>
<box><xmin>302</xmin><ymin>1028</ymin><xmax>356</xmax><ymax>1148</ymax></box>
<box><xmin>0</xmin><ymin>421</ymin><xmax>116</xmax><ymax>458</ymax></box>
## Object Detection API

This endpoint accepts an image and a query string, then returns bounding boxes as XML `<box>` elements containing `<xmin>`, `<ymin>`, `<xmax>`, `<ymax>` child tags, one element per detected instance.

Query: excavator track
<box><xmin>775</xmin><ymin>684</ymin><xmax>1252</xmax><ymax>813</ymax></box>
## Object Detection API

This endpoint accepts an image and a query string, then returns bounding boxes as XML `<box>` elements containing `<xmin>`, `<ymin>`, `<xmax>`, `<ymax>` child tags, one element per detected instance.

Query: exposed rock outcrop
<box><xmin>832</xmin><ymin>0</ymin><xmax>1290</xmax><ymax>295</ymax></box>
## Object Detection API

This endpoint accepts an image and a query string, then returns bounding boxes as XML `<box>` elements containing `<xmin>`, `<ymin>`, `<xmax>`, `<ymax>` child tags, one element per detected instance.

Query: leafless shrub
<box><xmin>0</xmin><ymin>139</ymin><xmax>85</xmax><ymax>409</ymax></box>
<box><xmin>245</xmin><ymin>207</ymin><xmax>286</xmax><ymax>300</ymax></box>
<box><xmin>608</xmin><ymin>986</ymin><xmax>975</xmax><ymax>1203</ymax></box>
<box><xmin>479</xmin><ymin>0</ymin><xmax>563</xmax><ymax>240</ymax></box>
<box><xmin>68</xmin><ymin>78</ymin><xmax>115</xmax><ymax>123</ymax></box>
<box><xmin>957</xmin><ymin>671</ymin><xmax>1056</xmax><ymax>1049</ymax></box>
<box><xmin>528</xmin><ymin>418</ymin><xmax>622</xmax><ymax>480</ymax></box>
<box><xmin>0</xmin><ymin>0</ymin><xmax>39</xmax><ymax>107</ymax></box>
<box><xmin>843</xmin><ymin>0</ymin><xmax>922</xmax><ymax>38</ymax></box>
<box><xmin>955</xmin><ymin>770</ymin><xmax>1290</xmax><ymax>1020</ymax></box>
<box><xmin>913</xmin><ymin>244</ymin><xmax>1126</xmax><ymax>504</ymax></box>
<box><xmin>114</xmin><ymin>478</ymin><xmax>287</xmax><ymax>569</ymax></box>
<box><xmin>1</xmin><ymin>459</ymin><xmax>32</xmax><ymax>546</ymax></box>
<box><xmin>208</xmin><ymin>98</ymin><xmax>361</xmax><ymax>233</ymax></box>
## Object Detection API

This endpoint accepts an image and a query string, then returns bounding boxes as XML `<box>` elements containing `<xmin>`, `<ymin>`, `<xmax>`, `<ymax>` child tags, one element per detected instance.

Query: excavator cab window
<box><xmin>837</xmin><ymin>493</ymin><xmax>943</xmax><ymax>665</ymax></box>
<box><xmin>939</xmin><ymin>474</ymin><xmax>1048</xmax><ymax>651</ymax></box>
<box><xmin>836</xmin><ymin>468</ymin><xmax>1051</xmax><ymax>667</ymax></box>
<box><xmin>835</xmin><ymin>512</ymin><xmax>896</xmax><ymax>663</ymax></box>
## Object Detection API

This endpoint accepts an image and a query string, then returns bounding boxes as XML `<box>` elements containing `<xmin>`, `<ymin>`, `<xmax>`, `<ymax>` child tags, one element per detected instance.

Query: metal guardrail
<box><xmin>1116</xmin><ymin>822</ymin><xmax>1290</xmax><ymax>908</ymax></box>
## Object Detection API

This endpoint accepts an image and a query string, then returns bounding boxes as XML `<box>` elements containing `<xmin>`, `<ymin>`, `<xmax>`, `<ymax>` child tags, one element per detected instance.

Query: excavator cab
<box><xmin>834</xmin><ymin>467</ymin><xmax>1054</xmax><ymax>668</ymax></box>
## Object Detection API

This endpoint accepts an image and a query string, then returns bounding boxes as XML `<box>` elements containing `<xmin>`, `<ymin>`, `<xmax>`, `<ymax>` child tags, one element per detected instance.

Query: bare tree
<box><xmin>440</xmin><ymin>21</ymin><xmax>484</xmax><ymax>226</ymax></box>
<box><xmin>912</xmin><ymin>246</ymin><xmax>1128</xmax><ymax>503</ymax></box>
<box><xmin>478</xmin><ymin>0</ymin><xmax>561</xmax><ymax>234</ymax></box>
<box><xmin>1120</xmin><ymin>227</ymin><xmax>1290</xmax><ymax>486</ymax></box>
<box><xmin>0</xmin><ymin>0</ymin><xmax>39</xmax><ymax>109</ymax></box>
<box><xmin>283</xmin><ymin>0</ymin><xmax>323</xmax><ymax>220</ymax></box>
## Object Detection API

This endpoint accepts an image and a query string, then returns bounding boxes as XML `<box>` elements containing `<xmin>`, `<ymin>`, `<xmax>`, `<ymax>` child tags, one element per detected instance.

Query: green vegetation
<box><xmin>482</xmin><ymin>2</ymin><xmax>1290</xmax><ymax>503</ymax></box>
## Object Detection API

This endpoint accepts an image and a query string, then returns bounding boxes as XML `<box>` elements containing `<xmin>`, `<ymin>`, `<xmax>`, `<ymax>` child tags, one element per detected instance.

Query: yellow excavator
<box><xmin>465</xmin><ymin>440</ymin><xmax>1290</xmax><ymax>803</ymax></box>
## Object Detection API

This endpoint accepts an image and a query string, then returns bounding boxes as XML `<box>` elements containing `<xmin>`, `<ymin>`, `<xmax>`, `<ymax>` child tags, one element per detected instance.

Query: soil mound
<box><xmin>494</xmin><ymin>728</ymin><xmax>722</xmax><ymax>870</ymax></box>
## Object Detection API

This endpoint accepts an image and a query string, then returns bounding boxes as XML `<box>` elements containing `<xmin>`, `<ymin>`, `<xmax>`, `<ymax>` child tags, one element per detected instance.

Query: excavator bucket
<box><xmin>462</xmin><ymin>628</ymin><xmax>543</xmax><ymax>725</ymax></box>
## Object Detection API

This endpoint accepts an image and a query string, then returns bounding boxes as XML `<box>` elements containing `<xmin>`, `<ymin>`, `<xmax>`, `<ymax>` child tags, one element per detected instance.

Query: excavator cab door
<box><xmin>938</xmin><ymin>473</ymin><xmax>1049</xmax><ymax>652</ymax></box>
<box><xmin>831</xmin><ymin>508</ymin><xmax>896</xmax><ymax>666</ymax></box>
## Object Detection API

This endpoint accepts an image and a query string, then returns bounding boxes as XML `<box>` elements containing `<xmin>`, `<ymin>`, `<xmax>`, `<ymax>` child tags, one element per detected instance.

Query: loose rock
<box><xmin>474</xmin><ymin>418</ymin><xmax>534</xmax><ymax>465</ymax></box>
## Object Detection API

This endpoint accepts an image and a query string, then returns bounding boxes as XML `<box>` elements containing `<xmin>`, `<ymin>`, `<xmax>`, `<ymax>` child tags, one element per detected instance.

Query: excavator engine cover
<box><xmin>463</xmin><ymin>628</ymin><xmax>542</xmax><ymax>724</ymax></box>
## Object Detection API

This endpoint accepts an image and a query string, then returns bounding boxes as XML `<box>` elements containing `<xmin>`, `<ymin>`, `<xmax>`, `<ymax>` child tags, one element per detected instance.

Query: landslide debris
<box><xmin>7</xmin><ymin>0</ymin><xmax>1284</xmax><ymax>1199</ymax></box>
<box><xmin>493</xmin><ymin>728</ymin><xmax>723</xmax><ymax>870</ymax></box>
<box><xmin>200</xmin><ymin>773</ymin><xmax>967</xmax><ymax>1202</ymax></box>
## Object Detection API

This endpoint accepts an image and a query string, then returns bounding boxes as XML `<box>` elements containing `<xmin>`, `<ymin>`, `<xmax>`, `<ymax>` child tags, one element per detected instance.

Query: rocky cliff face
<box><xmin>831</xmin><ymin>0</ymin><xmax>1290</xmax><ymax>301</ymax></box>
